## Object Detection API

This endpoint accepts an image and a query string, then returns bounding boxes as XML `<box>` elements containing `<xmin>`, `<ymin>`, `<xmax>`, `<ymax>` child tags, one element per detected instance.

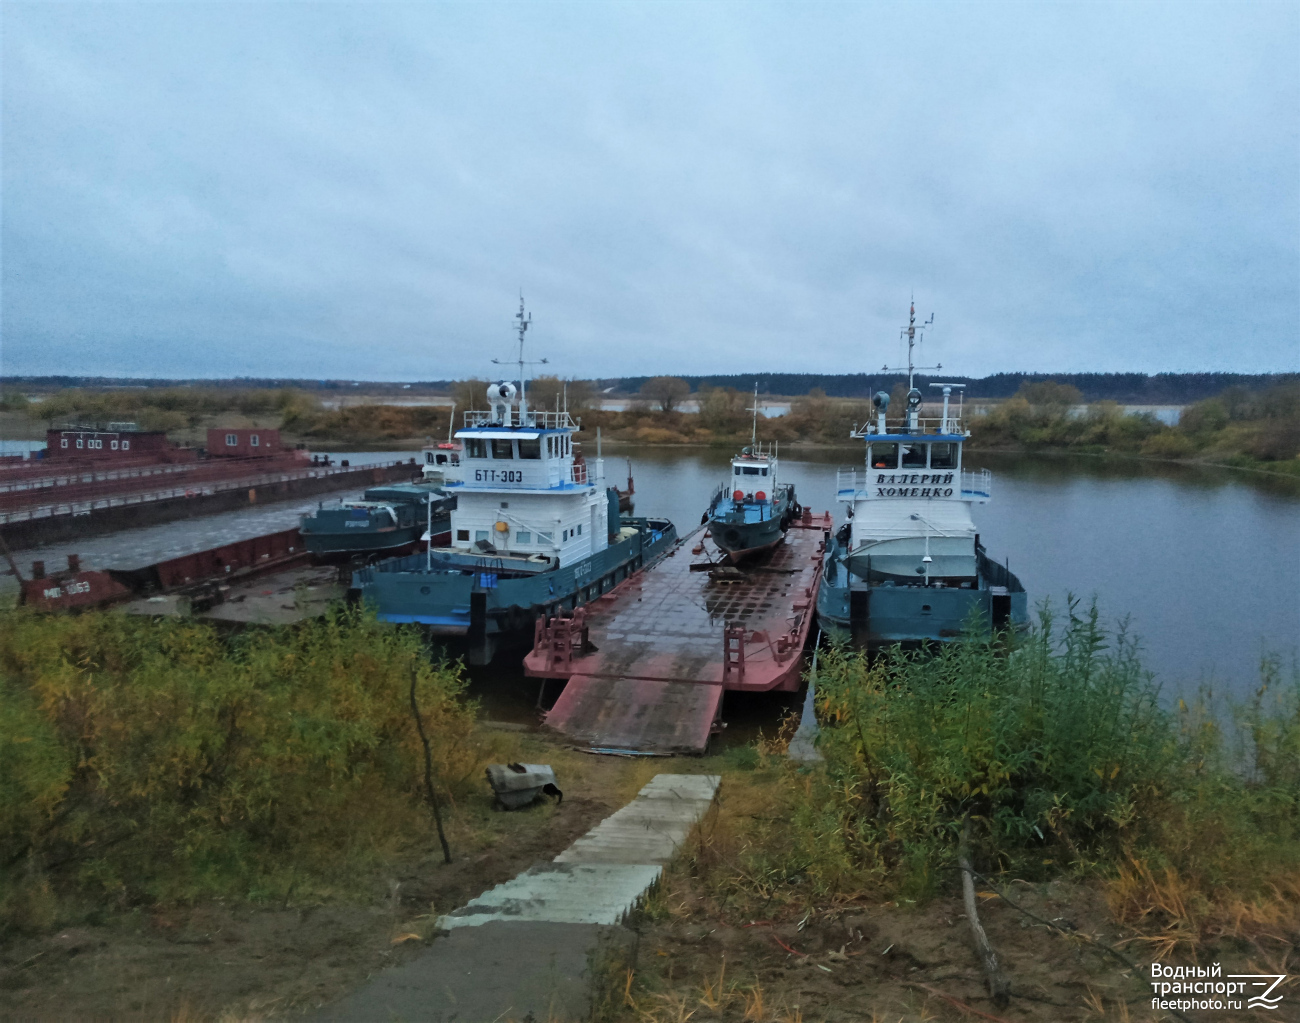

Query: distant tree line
<box><xmin>5</xmin><ymin>371</ymin><xmax>1295</xmax><ymax>404</ymax></box>
<box><xmin>612</xmin><ymin>372</ymin><xmax>1298</xmax><ymax>403</ymax></box>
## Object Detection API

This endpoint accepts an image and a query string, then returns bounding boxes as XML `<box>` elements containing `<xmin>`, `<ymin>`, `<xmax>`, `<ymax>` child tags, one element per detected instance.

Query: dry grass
<box><xmin>1105</xmin><ymin>856</ymin><xmax>1300</xmax><ymax>960</ymax></box>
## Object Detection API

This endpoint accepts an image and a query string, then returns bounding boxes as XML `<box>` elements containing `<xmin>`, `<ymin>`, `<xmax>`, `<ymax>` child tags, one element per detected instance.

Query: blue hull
<box><xmin>353</xmin><ymin>517</ymin><xmax>678</xmax><ymax>663</ymax></box>
<box><xmin>817</xmin><ymin>540</ymin><xmax>1027</xmax><ymax>647</ymax></box>
<box><xmin>706</xmin><ymin>484</ymin><xmax>798</xmax><ymax>561</ymax></box>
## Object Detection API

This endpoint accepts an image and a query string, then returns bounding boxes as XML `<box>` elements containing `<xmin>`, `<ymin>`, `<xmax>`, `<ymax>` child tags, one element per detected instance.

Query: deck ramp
<box><xmin>545</xmin><ymin>675</ymin><xmax>723</xmax><ymax>753</ymax></box>
<box><xmin>529</xmin><ymin>516</ymin><xmax>829</xmax><ymax>753</ymax></box>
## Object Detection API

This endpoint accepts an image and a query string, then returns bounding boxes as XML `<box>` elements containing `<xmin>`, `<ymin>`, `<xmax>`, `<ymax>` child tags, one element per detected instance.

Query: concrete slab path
<box><xmin>315</xmin><ymin>773</ymin><xmax>719</xmax><ymax>1022</ymax></box>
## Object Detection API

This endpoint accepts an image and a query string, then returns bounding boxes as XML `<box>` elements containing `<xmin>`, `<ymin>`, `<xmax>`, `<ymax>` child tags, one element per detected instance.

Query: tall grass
<box><xmin>690</xmin><ymin>603</ymin><xmax>1300</xmax><ymax>950</ymax></box>
<box><xmin>0</xmin><ymin>605</ymin><xmax>479</xmax><ymax>933</ymax></box>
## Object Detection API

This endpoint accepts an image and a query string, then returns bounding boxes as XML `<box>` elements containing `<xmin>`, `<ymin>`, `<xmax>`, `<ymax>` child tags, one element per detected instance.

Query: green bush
<box><xmin>808</xmin><ymin>605</ymin><xmax>1300</xmax><ymax>911</ymax></box>
<box><xmin>0</xmin><ymin>606</ymin><xmax>478</xmax><ymax>931</ymax></box>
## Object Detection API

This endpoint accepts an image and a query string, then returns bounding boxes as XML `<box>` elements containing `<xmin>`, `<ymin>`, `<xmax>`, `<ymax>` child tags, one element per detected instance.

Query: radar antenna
<box><xmin>492</xmin><ymin>293</ymin><xmax>548</xmax><ymax>419</ymax></box>
<box><xmin>882</xmin><ymin>299</ymin><xmax>940</xmax><ymax>391</ymax></box>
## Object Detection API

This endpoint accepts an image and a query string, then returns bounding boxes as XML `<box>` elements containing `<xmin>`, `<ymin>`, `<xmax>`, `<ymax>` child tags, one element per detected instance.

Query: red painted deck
<box><xmin>525</xmin><ymin>512</ymin><xmax>831</xmax><ymax>753</ymax></box>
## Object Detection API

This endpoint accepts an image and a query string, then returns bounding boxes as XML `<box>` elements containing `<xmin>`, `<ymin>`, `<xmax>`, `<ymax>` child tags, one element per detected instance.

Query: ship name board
<box><xmin>874</xmin><ymin>472</ymin><xmax>955</xmax><ymax>499</ymax></box>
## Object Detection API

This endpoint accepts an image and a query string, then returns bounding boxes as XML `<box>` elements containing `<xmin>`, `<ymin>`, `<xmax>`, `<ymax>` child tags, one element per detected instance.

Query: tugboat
<box><xmin>421</xmin><ymin>413</ymin><xmax>463</xmax><ymax>482</ymax></box>
<box><xmin>817</xmin><ymin>303</ymin><xmax>1027</xmax><ymax>646</ymax></box>
<box><xmin>299</xmin><ymin>481</ymin><xmax>455</xmax><ymax>558</ymax></box>
<box><xmin>704</xmin><ymin>386</ymin><xmax>799</xmax><ymax>562</ymax></box>
<box><xmin>353</xmin><ymin>299</ymin><xmax>678</xmax><ymax>664</ymax></box>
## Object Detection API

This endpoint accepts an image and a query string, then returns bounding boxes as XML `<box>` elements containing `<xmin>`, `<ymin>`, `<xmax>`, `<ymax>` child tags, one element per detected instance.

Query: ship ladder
<box><xmin>722</xmin><ymin>622</ymin><xmax>746</xmax><ymax>684</ymax></box>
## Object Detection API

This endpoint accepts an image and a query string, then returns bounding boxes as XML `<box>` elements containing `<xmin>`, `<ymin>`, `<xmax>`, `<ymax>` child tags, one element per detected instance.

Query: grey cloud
<box><xmin>2</xmin><ymin>1</ymin><xmax>1296</xmax><ymax>380</ymax></box>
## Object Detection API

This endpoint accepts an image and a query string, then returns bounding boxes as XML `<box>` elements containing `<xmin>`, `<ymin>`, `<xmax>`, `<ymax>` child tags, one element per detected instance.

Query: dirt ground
<box><xmin>2</xmin><ymin>732</ymin><xmax>1295</xmax><ymax>1023</ymax></box>
<box><xmin>606</xmin><ymin>800</ymin><xmax>1299</xmax><ymax>1023</ymax></box>
<box><xmin>618</xmin><ymin>875</ymin><xmax>1288</xmax><ymax>1022</ymax></box>
<box><xmin>0</xmin><ymin>730</ymin><xmax>682</xmax><ymax>1021</ymax></box>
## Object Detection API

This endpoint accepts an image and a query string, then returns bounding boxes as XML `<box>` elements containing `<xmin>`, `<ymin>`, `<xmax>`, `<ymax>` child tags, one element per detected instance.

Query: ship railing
<box><xmin>851</xmin><ymin>415</ymin><xmax>966</xmax><ymax>437</ymax></box>
<box><xmin>462</xmin><ymin>409</ymin><xmax>579</xmax><ymax>431</ymax></box>
<box><xmin>960</xmin><ymin>469</ymin><xmax>992</xmax><ymax>500</ymax></box>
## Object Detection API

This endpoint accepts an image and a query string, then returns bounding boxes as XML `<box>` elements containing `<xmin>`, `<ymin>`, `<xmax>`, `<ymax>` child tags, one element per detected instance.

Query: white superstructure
<box><xmin>442</xmin><ymin>301</ymin><xmax>607</xmax><ymax>568</ymax></box>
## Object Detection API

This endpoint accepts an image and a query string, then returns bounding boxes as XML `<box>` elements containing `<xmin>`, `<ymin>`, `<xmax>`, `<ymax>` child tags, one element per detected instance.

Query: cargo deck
<box><xmin>524</xmin><ymin>510</ymin><xmax>831</xmax><ymax>753</ymax></box>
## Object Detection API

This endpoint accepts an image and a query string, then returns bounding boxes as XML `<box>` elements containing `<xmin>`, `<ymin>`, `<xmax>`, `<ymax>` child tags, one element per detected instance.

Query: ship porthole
<box><xmin>420</xmin><ymin>586</ymin><xmax>431</xmax><ymax>595</ymax></box>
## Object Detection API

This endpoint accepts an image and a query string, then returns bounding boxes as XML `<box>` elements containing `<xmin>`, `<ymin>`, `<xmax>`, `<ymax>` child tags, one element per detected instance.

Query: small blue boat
<box><xmin>704</xmin><ymin>388</ymin><xmax>799</xmax><ymax>562</ymax></box>
<box><xmin>353</xmin><ymin>300</ymin><xmax>679</xmax><ymax>663</ymax></box>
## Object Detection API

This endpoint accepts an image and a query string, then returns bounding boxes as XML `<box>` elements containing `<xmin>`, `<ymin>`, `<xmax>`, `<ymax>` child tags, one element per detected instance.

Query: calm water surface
<box><xmin>613</xmin><ymin>445</ymin><xmax>1300</xmax><ymax>699</ymax></box>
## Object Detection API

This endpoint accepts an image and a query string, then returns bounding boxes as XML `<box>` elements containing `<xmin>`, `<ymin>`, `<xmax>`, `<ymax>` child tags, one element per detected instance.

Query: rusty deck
<box><xmin>524</xmin><ymin>511</ymin><xmax>831</xmax><ymax>753</ymax></box>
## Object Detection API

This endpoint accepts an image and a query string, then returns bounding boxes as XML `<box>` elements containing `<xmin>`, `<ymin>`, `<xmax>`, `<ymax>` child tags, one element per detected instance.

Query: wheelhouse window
<box><xmin>868</xmin><ymin>442</ymin><xmax>898</xmax><ymax>469</ymax></box>
<box><xmin>491</xmin><ymin>439</ymin><xmax>514</xmax><ymax>459</ymax></box>
<box><xmin>466</xmin><ymin>438</ymin><xmax>487</xmax><ymax>458</ymax></box>
<box><xmin>518</xmin><ymin>439</ymin><xmax>541</xmax><ymax>459</ymax></box>
<box><xmin>742</xmin><ymin>466</ymin><xmax>761</xmax><ymax>476</ymax></box>
<box><xmin>930</xmin><ymin>443</ymin><xmax>958</xmax><ymax>469</ymax></box>
<box><xmin>901</xmin><ymin>443</ymin><xmax>927</xmax><ymax>468</ymax></box>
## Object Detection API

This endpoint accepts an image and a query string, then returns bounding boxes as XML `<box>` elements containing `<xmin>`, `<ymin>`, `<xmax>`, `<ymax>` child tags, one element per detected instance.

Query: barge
<box><xmin>524</xmin><ymin>509</ymin><xmax>831</xmax><ymax>753</ymax></box>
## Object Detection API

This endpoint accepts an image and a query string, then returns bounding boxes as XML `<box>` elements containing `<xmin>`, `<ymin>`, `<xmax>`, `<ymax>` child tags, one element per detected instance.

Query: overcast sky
<box><xmin>2</xmin><ymin>2</ymin><xmax>1297</xmax><ymax>381</ymax></box>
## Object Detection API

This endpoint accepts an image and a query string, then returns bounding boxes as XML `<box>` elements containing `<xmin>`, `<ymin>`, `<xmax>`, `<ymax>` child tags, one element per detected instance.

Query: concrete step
<box><xmin>437</xmin><ymin>862</ymin><xmax>663</xmax><ymax>930</ymax></box>
<box><xmin>437</xmin><ymin>773</ymin><xmax>719</xmax><ymax>929</ymax></box>
<box><xmin>322</xmin><ymin>775</ymin><xmax>721</xmax><ymax>1020</ymax></box>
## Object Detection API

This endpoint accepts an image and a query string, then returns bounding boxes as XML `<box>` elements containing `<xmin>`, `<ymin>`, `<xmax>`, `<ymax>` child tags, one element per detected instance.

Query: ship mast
<box><xmin>492</xmin><ymin>294</ymin><xmax>546</xmax><ymax>423</ymax></box>
<box><xmin>882</xmin><ymin>299</ymin><xmax>940</xmax><ymax>391</ymax></box>
<box><xmin>748</xmin><ymin>382</ymin><xmax>760</xmax><ymax>449</ymax></box>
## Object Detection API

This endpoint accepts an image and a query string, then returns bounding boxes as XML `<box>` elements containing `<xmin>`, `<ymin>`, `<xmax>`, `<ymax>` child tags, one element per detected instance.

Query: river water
<box><xmin>611</xmin><ymin>445</ymin><xmax>1300</xmax><ymax>700</ymax></box>
<box><xmin>5</xmin><ymin>446</ymin><xmax>1295</xmax><ymax>706</ymax></box>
